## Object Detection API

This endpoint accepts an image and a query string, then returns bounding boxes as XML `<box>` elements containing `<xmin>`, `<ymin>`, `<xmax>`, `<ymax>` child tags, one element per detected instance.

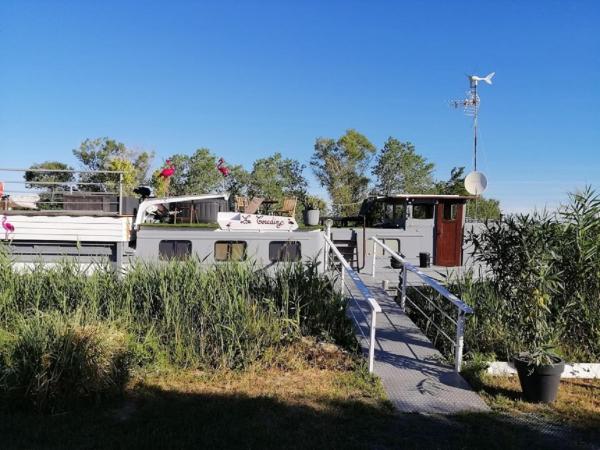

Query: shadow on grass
<box><xmin>2</xmin><ymin>382</ymin><xmax>599</xmax><ymax>450</ymax></box>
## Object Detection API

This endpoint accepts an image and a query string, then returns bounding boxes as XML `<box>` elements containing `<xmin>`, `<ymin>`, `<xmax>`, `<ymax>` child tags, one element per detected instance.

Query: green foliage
<box><xmin>466</xmin><ymin>197</ymin><xmax>502</xmax><ymax>220</ymax></box>
<box><xmin>372</xmin><ymin>137</ymin><xmax>435</xmax><ymax>195</ymax></box>
<box><xmin>72</xmin><ymin>137</ymin><xmax>153</xmax><ymax>192</ymax></box>
<box><xmin>24</xmin><ymin>161</ymin><xmax>75</xmax><ymax>190</ymax></box>
<box><xmin>0</xmin><ymin>255</ymin><xmax>354</xmax><ymax>411</ymax></box>
<box><xmin>248</xmin><ymin>152</ymin><xmax>307</xmax><ymax>199</ymax></box>
<box><xmin>302</xmin><ymin>195</ymin><xmax>326</xmax><ymax>211</ymax></box>
<box><xmin>406</xmin><ymin>188</ymin><xmax>600</xmax><ymax>364</ymax></box>
<box><xmin>0</xmin><ymin>312</ymin><xmax>129</xmax><ymax>412</ymax></box>
<box><xmin>436</xmin><ymin>166</ymin><xmax>468</xmax><ymax>195</ymax></box>
<box><xmin>152</xmin><ymin>150</ymin><xmax>251</xmax><ymax>197</ymax></box>
<box><xmin>22</xmin><ymin>161</ymin><xmax>75</xmax><ymax>210</ymax></box>
<box><xmin>311</xmin><ymin>130</ymin><xmax>375</xmax><ymax>216</ymax></box>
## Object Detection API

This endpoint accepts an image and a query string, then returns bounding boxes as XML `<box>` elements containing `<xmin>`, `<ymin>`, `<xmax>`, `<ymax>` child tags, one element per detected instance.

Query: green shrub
<box><xmin>0</xmin><ymin>254</ymin><xmax>352</xmax><ymax>375</ymax></box>
<box><xmin>407</xmin><ymin>187</ymin><xmax>600</xmax><ymax>363</ymax></box>
<box><xmin>0</xmin><ymin>312</ymin><xmax>130</xmax><ymax>412</ymax></box>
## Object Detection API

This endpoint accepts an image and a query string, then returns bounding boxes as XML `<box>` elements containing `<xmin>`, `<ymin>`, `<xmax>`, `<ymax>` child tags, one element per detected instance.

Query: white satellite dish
<box><xmin>464</xmin><ymin>171</ymin><xmax>487</xmax><ymax>195</ymax></box>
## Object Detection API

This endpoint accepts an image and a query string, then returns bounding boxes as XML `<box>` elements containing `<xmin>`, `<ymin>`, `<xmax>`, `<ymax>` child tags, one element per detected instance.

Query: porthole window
<box><xmin>269</xmin><ymin>241</ymin><xmax>301</xmax><ymax>262</ymax></box>
<box><xmin>159</xmin><ymin>240</ymin><xmax>192</xmax><ymax>260</ymax></box>
<box><xmin>214</xmin><ymin>241</ymin><xmax>247</xmax><ymax>261</ymax></box>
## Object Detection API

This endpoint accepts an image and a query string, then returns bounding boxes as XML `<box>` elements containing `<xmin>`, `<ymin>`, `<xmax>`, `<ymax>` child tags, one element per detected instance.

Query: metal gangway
<box><xmin>323</xmin><ymin>225</ymin><xmax>488</xmax><ymax>413</ymax></box>
<box><xmin>370</xmin><ymin>237</ymin><xmax>474</xmax><ymax>372</ymax></box>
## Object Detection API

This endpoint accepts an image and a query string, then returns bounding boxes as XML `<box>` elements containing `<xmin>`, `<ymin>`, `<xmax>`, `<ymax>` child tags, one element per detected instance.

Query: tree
<box><xmin>223</xmin><ymin>164</ymin><xmax>251</xmax><ymax>199</ymax></box>
<box><xmin>466</xmin><ymin>197</ymin><xmax>501</xmax><ymax>220</ymax></box>
<box><xmin>436</xmin><ymin>166</ymin><xmax>468</xmax><ymax>195</ymax></box>
<box><xmin>73</xmin><ymin>137</ymin><xmax>153</xmax><ymax>194</ymax></box>
<box><xmin>248</xmin><ymin>153</ymin><xmax>307</xmax><ymax>199</ymax></box>
<box><xmin>24</xmin><ymin>161</ymin><xmax>75</xmax><ymax>210</ymax></box>
<box><xmin>152</xmin><ymin>148</ymin><xmax>246</xmax><ymax>196</ymax></box>
<box><xmin>372</xmin><ymin>138</ymin><xmax>435</xmax><ymax>195</ymax></box>
<box><xmin>311</xmin><ymin>129</ymin><xmax>376</xmax><ymax>216</ymax></box>
<box><xmin>24</xmin><ymin>161</ymin><xmax>75</xmax><ymax>191</ymax></box>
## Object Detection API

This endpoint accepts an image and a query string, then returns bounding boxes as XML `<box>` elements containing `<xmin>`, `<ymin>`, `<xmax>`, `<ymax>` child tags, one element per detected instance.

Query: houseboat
<box><xmin>0</xmin><ymin>169</ymin><xmax>473</xmax><ymax>272</ymax></box>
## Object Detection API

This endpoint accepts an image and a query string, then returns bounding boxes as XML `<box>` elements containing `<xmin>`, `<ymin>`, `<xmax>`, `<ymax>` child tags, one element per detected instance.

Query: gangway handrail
<box><xmin>370</xmin><ymin>237</ymin><xmax>473</xmax><ymax>372</ymax></box>
<box><xmin>371</xmin><ymin>238</ymin><xmax>473</xmax><ymax>314</ymax></box>
<box><xmin>323</xmin><ymin>232</ymin><xmax>381</xmax><ymax>373</ymax></box>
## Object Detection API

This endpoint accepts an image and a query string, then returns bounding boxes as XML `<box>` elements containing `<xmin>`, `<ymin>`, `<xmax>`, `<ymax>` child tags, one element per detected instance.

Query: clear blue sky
<box><xmin>1</xmin><ymin>0</ymin><xmax>598</xmax><ymax>212</ymax></box>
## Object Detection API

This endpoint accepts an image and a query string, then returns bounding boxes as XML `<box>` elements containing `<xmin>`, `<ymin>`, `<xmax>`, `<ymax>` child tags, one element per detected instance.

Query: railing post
<box><xmin>371</xmin><ymin>239</ymin><xmax>377</xmax><ymax>277</ymax></box>
<box><xmin>324</xmin><ymin>221</ymin><xmax>332</xmax><ymax>269</ymax></box>
<box><xmin>118</xmin><ymin>172</ymin><xmax>123</xmax><ymax>215</ymax></box>
<box><xmin>369</xmin><ymin>310</ymin><xmax>377</xmax><ymax>373</ymax></box>
<box><xmin>400</xmin><ymin>263</ymin><xmax>407</xmax><ymax>311</ymax></box>
<box><xmin>340</xmin><ymin>267</ymin><xmax>345</xmax><ymax>293</ymax></box>
<box><xmin>455</xmin><ymin>310</ymin><xmax>466</xmax><ymax>373</ymax></box>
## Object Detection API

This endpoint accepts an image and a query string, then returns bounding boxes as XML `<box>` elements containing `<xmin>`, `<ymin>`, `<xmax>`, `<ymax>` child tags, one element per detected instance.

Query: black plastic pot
<box><xmin>419</xmin><ymin>252</ymin><xmax>431</xmax><ymax>268</ymax></box>
<box><xmin>513</xmin><ymin>355</ymin><xmax>565</xmax><ymax>403</ymax></box>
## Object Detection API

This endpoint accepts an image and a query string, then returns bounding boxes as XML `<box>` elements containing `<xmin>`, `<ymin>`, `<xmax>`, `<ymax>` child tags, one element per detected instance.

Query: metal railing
<box><xmin>0</xmin><ymin>168</ymin><xmax>124</xmax><ymax>215</ymax></box>
<box><xmin>324</xmin><ymin>227</ymin><xmax>381</xmax><ymax>373</ymax></box>
<box><xmin>370</xmin><ymin>237</ymin><xmax>473</xmax><ymax>372</ymax></box>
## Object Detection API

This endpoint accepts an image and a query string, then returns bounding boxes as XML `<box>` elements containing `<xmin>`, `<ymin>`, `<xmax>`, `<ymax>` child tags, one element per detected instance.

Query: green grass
<box><xmin>2</xmin><ymin>342</ymin><xmax>598</xmax><ymax>449</ymax></box>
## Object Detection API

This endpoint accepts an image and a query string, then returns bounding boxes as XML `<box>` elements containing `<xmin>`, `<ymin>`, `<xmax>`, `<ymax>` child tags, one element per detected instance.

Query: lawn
<box><xmin>2</xmin><ymin>341</ymin><xmax>599</xmax><ymax>450</ymax></box>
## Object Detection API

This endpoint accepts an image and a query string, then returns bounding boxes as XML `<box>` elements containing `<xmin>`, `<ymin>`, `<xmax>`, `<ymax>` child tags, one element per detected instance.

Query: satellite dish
<box><xmin>464</xmin><ymin>171</ymin><xmax>487</xmax><ymax>195</ymax></box>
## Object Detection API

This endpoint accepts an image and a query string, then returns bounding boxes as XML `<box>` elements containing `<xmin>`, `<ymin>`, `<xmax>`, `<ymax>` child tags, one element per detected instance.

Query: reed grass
<box><xmin>0</xmin><ymin>253</ymin><xmax>353</xmax><ymax>410</ymax></box>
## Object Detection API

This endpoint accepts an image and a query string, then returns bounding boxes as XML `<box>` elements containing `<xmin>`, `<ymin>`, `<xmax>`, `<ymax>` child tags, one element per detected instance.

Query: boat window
<box><xmin>269</xmin><ymin>241</ymin><xmax>301</xmax><ymax>262</ymax></box>
<box><xmin>159</xmin><ymin>240</ymin><xmax>192</xmax><ymax>260</ymax></box>
<box><xmin>384</xmin><ymin>203</ymin><xmax>406</xmax><ymax>223</ymax></box>
<box><xmin>443</xmin><ymin>203</ymin><xmax>458</xmax><ymax>221</ymax></box>
<box><xmin>214</xmin><ymin>241</ymin><xmax>247</xmax><ymax>261</ymax></box>
<box><xmin>412</xmin><ymin>204</ymin><xmax>434</xmax><ymax>219</ymax></box>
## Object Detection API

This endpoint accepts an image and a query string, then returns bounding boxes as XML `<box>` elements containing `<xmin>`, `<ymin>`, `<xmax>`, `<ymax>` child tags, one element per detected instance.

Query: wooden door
<box><xmin>434</xmin><ymin>202</ymin><xmax>463</xmax><ymax>266</ymax></box>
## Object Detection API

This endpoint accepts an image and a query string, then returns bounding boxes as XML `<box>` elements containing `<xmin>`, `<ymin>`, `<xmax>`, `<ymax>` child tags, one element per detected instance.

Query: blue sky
<box><xmin>0</xmin><ymin>0</ymin><xmax>598</xmax><ymax>212</ymax></box>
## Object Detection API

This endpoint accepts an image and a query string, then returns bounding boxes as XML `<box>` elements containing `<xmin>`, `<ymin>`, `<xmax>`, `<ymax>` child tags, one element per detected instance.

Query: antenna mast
<box><xmin>451</xmin><ymin>71</ymin><xmax>494</xmax><ymax>196</ymax></box>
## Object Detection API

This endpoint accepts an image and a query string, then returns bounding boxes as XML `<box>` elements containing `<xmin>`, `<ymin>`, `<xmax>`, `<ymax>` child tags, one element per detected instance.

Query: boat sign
<box><xmin>217</xmin><ymin>212</ymin><xmax>298</xmax><ymax>231</ymax></box>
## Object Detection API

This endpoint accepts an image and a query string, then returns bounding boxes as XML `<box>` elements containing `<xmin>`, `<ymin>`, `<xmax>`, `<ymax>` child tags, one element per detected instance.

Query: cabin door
<box><xmin>434</xmin><ymin>202</ymin><xmax>463</xmax><ymax>267</ymax></box>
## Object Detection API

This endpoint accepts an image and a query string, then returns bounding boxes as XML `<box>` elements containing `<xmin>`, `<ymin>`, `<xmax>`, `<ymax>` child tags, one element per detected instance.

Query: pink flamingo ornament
<box><xmin>216</xmin><ymin>158</ymin><xmax>230</xmax><ymax>177</ymax></box>
<box><xmin>159</xmin><ymin>160</ymin><xmax>176</xmax><ymax>179</ymax></box>
<box><xmin>2</xmin><ymin>216</ymin><xmax>15</xmax><ymax>240</ymax></box>
<box><xmin>157</xmin><ymin>160</ymin><xmax>176</xmax><ymax>197</ymax></box>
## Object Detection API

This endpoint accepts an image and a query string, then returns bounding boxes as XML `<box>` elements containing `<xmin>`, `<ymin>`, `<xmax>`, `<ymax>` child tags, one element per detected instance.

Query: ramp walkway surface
<box><xmin>347</xmin><ymin>269</ymin><xmax>489</xmax><ymax>414</ymax></box>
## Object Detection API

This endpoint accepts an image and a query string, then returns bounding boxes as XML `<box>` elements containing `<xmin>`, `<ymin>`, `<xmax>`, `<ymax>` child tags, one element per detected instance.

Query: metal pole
<box><xmin>118</xmin><ymin>173</ymin><xmax>123</xmax><ymax>215</ymax></box>
<box><xmin>473</xmin><ymin>82</ymin><xmax>478</xmax><ymax>172</ymax></box>
<box><xmin>369</xmin><ymin>311</ymin><xmax>377</xmax><ymax>373</ymax></box>
<box><xmin>401</xmin><ymin>264</ymin><xmax>407</xmax><ymax>311</ymax></box>
<box><xmin>455</xmin><ymin>310</ymin><xmax>466</xmax><ymax>373</ymax></box>
<box><xmin>372</xmin><ymin>239</ymin><xmax>377</xmax><ymax>277</ymax></box>
<box><xmin>324</xmin><ymin>222</ymin><xmax>332</xmax><ymax>269</ymax></box>
<box><xmin>340</xmin><ymin>267</ymin><xmax>345</xmax><ymax>293</ymax></box>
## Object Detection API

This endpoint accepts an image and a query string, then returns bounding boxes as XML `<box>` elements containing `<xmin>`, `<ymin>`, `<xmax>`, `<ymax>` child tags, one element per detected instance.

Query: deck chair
<box><xmin>235</xmin><ymin>196</ymin><xmax>249</xmax><ymax>212</ymax></box>
<box><xmin>274</xmin><ymin>197</ymin><xmax>297</xmax><ymax>217</ymax></box>
<box><xmin>244</xmin><ymin>197</ymin><xmax>264</xmax><ymax>215</ymax></box>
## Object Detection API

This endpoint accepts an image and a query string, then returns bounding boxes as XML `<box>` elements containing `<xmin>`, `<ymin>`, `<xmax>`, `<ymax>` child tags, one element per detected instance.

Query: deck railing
<box><xmin>370</xmin><ymin>237</ymin><xmax>473</xmax><ymax>372</ymax></box>
<box><xmin>0</xmin><ymin>168</ymin><xmax>125</xmax><ymax>215</ymax></box>
<box><xmin>324</xmin><ymin>226</ymin><xmax>381</xmax><ymax>373</ymax></box>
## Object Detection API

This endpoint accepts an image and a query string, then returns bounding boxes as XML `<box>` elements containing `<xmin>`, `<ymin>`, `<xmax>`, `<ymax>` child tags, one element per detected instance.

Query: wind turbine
<box><xmin>451</xmin><ymin>72</ymin><xmax>495</xmax><ymax>195</ymax></box>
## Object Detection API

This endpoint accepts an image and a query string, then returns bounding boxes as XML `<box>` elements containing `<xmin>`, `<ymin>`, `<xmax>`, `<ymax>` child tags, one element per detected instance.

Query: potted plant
<box><xmin>302</xmin><ymin>195</ymin><xmax>326</xmax><ymax>226</ymax></box>
<box><xmin>512</xmin><ymin>255</ymin><xmax>565</xmax><ymax>403</ymax></box>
